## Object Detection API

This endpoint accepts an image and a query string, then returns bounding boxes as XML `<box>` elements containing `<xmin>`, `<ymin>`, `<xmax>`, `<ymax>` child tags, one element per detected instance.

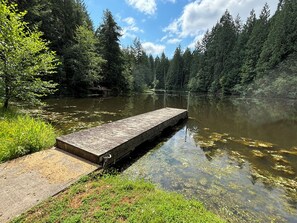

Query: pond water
<box><xmin>27</xmin><ymin>93</ymin><xmax>297</xmax><ymax>222</ymax></box>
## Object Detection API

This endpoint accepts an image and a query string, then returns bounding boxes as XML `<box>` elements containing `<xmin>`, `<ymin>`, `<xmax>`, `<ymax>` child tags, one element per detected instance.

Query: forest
<box><xmin>1</xmin><ymin>0</ymin><xmax>297</xmax><ymax>102</ymax></box>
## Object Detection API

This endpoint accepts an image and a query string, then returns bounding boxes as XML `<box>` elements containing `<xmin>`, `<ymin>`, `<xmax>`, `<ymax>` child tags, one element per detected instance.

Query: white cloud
<box><xmin>167</xmin><ymin>38</ymin><xmax>182</xmax><ymax>44</ymax></box>
<box><xmin>165</xmin><ymin>0</ymin><xmax>277</xmax><ymax>38</ymax></box>
<box><xmin>142</xmin><ymin>42</ymin><xmax>165</xmax><ymax>55</ymax></box>
<box><xmin>163</xmin><ymin>0</ymin><xmax>277</xmax><ymax>48</ymax></box>
<box><xmin>126</xmin><ymin>0</ymin><xmax>157</xmax><ymax>15</ymax></box>
<box><xmin>163</xmin><ymin>19</ymin><xmax>179</xmax><ymax>34</ymax></box>
<box><xmin>122</xmin><ymin>17</ymin><xmax>144</xmax><ymax>39</ymax></box>
<box><xmin>123</xmin><ymin>17</ymin><xmax>135</xmax><ymax>25</ymax></box>
<box><xmin>160</xmin><ymin>35</ymin><xmax>168</xmax><ymax>42</ymax></box>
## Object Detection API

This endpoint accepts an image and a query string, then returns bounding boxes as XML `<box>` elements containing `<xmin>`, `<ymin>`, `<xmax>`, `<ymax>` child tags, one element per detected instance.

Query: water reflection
<box><xmin>25</xmin><ymin>93</ymin><xmax>297</xmax><ymax>223</ymax></box>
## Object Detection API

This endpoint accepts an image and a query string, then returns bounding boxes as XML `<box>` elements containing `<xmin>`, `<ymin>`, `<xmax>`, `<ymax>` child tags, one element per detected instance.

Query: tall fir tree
<box><xmin>155</xmin><ymin>53</ymin><xmax>169</xmax><ymax>89</ymax></box>
<box><xmin>96</xmin><ymin>10</ymin><xmax>125</xmax><ymax>92</ymax></box>
<box><xmin>166</xmin><ymin>46</ymin><xmax>183</xmax><ymax>90</ymax></box>
<box><xmin>240</xmin><ymin>3</ymin><xmax>270</xmax><ymax>85</ymax></box>
<box><xmin>257</xmin><ymin>0</ymin><xmax>297</xmax><ymax>74</ymax></box>
<box><xmin>63</xmin><ymin>26</ymin><xmax>104</xmax><ymax>95</ymax></box>
<box><xmin>181</xmin><ymin>48</ymin><xmax>192</xmax><ymax>89</ymax></box>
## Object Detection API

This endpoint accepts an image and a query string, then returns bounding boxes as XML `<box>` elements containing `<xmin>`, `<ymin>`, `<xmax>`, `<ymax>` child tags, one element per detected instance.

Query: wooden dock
<box><xmin>57</xmin><ymin>107</ymin><xmax>188</xmax><ymax>166</ymax></box>
<box><xmin>0</xmin><ymin>107</ymin><xmax>187</xmax><ymax>222</ymax></box>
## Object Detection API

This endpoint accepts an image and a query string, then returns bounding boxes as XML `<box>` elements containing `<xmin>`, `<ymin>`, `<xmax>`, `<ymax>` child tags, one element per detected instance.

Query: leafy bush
<box><xmin>0</xmin><ymin>108</ymin><xmax>56</xmax><ymax>162</ymax></box>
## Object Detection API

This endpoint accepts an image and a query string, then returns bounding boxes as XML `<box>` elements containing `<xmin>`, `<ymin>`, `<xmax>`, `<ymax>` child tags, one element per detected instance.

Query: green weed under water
<box><xmin>12</xmin><ymin>173</ymin><xmax>225</xmax><ymax>223</ymax></box>
<box><xmin>0</xmin><ymin>107</ymin><xmax>56</xmax><ymax>162</ymax></box>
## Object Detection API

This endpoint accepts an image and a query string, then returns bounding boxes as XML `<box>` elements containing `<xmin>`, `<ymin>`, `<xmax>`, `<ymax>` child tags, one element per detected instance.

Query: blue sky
<box><xmin>85</xmin><ymin>0</ymin><xmax>278</xmax><ymax>57</ymax></box>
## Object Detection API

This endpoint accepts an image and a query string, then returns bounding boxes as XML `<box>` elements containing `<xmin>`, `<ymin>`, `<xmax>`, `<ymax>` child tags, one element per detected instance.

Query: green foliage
<box><xmin>11</xmin><ymin>0</ymin><xmax>95</xmax><ymax>93</ymax></box>
<box><xmin>187</xmin><ymin>1</ymin><xmax>297</xmax><ymax>98</ymax></box>
<box><xmin>147</xmin><ymin>55</ymin><xmax>155</xmax><ymax>87</ymax></box>
<box><xmin>189</xmin><ymin>11</ymin><xmax>238</xmax><ymax>94</ymax></box>
<box><xmin>166</xmin><ymin>46</ymin><xmax>183</xmax><ymax>90</ymax></box>
<box><xmin>247</xmin><ymin>53</ymin><xmax>297</xmax><ymax>99</ymax></box>
<box><xmin>64</xmin><ymin>25</ymin><xmax>104</xmax><ymax>95</ymax></box>
<box><xmin>123</xmin><ymin>38</ymin><xmax>156</xmax><ymax>92</ymax></box>
<box><xmin>181</xmin><ymin>48</ymin><xmax>192</xmax><ymax>89</ymax></box>
<box><xmin>0</xmin><ymin>0</ymin><xmax>58</xmax><ymax>108</ymax></box>
<box><xmin>155</xmin><ymin>52</ymin><xmax>169</xmax><ymax>89</ymax></box>
<box><xmin>240</xmin><ymin>3</ymin><xmax>270</xmax><ymax>85</ymax></box>
<box><xmin>0</xmin><ymin>108</ymin><xmax>56</xmax><ymax>162</ymax></box>
<box><xmin>132</xmin><ymin>64</ymin><xmax>149</xmax><ymax>92</ymax></box>
<box><xmin>257</xmin><ymin>0</ymin><xmax>297</xmax><ymax>74</ymax></box>
<box><xmin>96</xmin><ymin>10</ymin><xmax>127</xmax><ymax>92</ymax></box>
<box><xmin>12</xmin><ymin>174</ymin><xmax>225</xmax><ymax>223</ymax></box>
<box><xmin>6</xmin><ymin>0</ymin><xmax>296</xmax><ymax>99</ymax></box>
<box><xmin>15</xmin><ymin>0</ymin><xmax>93</xmax><ymax>54</ymax></box>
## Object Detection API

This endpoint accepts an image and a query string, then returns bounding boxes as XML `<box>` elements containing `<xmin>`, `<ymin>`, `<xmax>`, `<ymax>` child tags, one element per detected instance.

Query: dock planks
<box><xmin>57</xmin><ymin>108</ymin><xmax>188</xmax><ymax>166</ymax></box>
<box><xmin>0</xmin><ymin>107</ymin><xmax>187</xmax><ymax>222</ymax></box>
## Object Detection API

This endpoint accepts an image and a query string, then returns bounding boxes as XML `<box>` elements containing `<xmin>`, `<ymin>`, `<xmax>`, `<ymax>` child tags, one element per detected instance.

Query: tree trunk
<box><xmin>4</xmin><ymin>97</ymin><xmax>9</xmax><ymax>109</ymax></box>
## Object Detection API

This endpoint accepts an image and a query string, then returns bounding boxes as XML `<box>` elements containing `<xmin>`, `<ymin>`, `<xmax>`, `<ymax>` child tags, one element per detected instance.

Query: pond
<box><xmin>26</xmin><ymin>93</ymin><xmax>297</xmax><ymax>223</ymax></box>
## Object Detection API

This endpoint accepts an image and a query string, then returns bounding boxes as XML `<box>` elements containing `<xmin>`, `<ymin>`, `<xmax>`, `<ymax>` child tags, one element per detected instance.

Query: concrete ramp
<box><xmin>0</xmin><ymin>148</ymin><xmax>98</xmax><ymax>223</ymax></box>
<box><xmin>57</xmin><ymin>108</ymin><xmax>188</xmax><ymax>166</ymax></box>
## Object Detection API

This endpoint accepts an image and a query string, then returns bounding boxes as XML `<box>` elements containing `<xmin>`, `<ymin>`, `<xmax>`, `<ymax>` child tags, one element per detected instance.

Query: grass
<box><xmin>0</xmin><ymin>107</ymin><xmax>56</xmax><ymax>162</ymax></box>
<box><xmin>12</xmin><ymin>173</ymin><xmax>225</xmax><ymax>223</ymax></box>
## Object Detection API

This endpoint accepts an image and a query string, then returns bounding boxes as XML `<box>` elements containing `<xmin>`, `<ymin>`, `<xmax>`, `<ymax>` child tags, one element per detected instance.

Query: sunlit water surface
<box><xmin>26</xmin><ymin>93</ymin><xmax>297</xmax><ymax>223</ymax></box>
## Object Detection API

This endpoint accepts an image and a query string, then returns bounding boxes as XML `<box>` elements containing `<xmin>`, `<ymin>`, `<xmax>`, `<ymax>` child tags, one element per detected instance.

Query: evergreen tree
<box><xmin>240</xmin><ymin>3</ymin><xmax>270</xmax><ymax>85</ymax></box>
<box><xmin>131</xmin><ymin>38</ymin><xmax>143</xmax><ymax>64</ymax></box>
<box><xmin>64</xmin><ymin>26</ymin><xmax>104</xmax><ymax>95</ymax></box>
<box><xmin>121</xmin><ymin>47</ymin><xmax>134</xmax><ymax>92</ymax></box>
<box><xmin>148</xmin><ymin>55</ymin><xmax>155</xmax><ymax>88</ymax></box>
<box><xmin>129</xmin><ymin>39</ymin><xmax>151</xmax><ymax>92</ymax></box>
<box><xmin>181</xmin><ymin>48</ymin><xmax>192</xmax><ymax>89</ymax></box>
<box><xmin>257</xmin><ymin>0</ymin><xmax>297</xmax><ymax>74</ymax></box>
<box><xmin>166</xmin><ymin>46</ymin><xmax>183</xmax><ymax>90</ymax></box>
<box><xmin>220</xmin><ymin>15</ymin><xmax>243</xmax><ymax>94</ymax></box>
<box><xmin>96</xmin><ymin>10</ymin><xmax>125</xmax><ymax>92</ymax></box>
<box><xmin>154</xmin><ymin>56</ymin><xmax>160</xmax><ymax>88</ymax></box>
<box><xmin>155</xmin><ymin>52</ymin><xmax>169</xmax><ymax>89</ymax></box>
<box><xmin>12</xmin><ymin>0</ymin><xmax>94</xmax><ymax>93</ymax></box>
<box><xmin>201</xmin><ymin>11</ymin><xmax>237</xmax><ymax>93</ymax></box>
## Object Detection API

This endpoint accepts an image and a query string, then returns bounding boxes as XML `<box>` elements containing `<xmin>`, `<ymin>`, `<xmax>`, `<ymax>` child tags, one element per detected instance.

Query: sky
<box><xmin>85</xmin><ymin>0</ymin><xmax>278</xmax><ymax>57</ymax></box>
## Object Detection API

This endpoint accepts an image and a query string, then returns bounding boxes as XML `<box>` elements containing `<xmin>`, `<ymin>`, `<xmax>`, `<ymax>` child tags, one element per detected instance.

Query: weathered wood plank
<box><xmin>56</xmin><ymin>107</ymin><xmax>188</xmax><ymax>166</ymax></box>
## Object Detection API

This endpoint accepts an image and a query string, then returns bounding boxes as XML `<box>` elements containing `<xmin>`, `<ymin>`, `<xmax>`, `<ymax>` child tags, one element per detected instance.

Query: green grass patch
<box><xmin>12</xmin><ymin>173</ymin><xmax>225</xmax><ymax>223</ymax></box>
<box><xmin>0</xmin><ymin>107</ymin><xmax>56</xmax><ymax>162</ymax></box>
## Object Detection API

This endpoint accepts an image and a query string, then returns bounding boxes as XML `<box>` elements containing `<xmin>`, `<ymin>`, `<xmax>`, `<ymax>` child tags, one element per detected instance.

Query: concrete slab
<box><xmin>0</xmin><ymin>107</ymin><xmax>187</xmax><ymax>222</ymax></box>
<box><xmin>57</xmin><ymin>108</ymin><xmax>188</xmax><ymax>165</ymax></box>
<box><xmin>0</xmin><ymin>148</ymin><xmax>98</xmax><ymax>223</ymax></box>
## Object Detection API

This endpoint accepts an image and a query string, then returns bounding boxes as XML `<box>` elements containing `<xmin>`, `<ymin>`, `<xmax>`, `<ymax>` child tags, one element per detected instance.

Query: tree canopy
<box><xmin>0</xmin><ymin>0</ymin><xmax>57</xmax><ymax>108</ymax></box>
<box><xmin>95</xmin><ymin>10</ymin><xmax>126</xmax><ymax>92</ymax></box>
<box><xmin>2</xmin><ymin>0</ymin><xmax>296</xmax><ymax>100</ymax></box>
